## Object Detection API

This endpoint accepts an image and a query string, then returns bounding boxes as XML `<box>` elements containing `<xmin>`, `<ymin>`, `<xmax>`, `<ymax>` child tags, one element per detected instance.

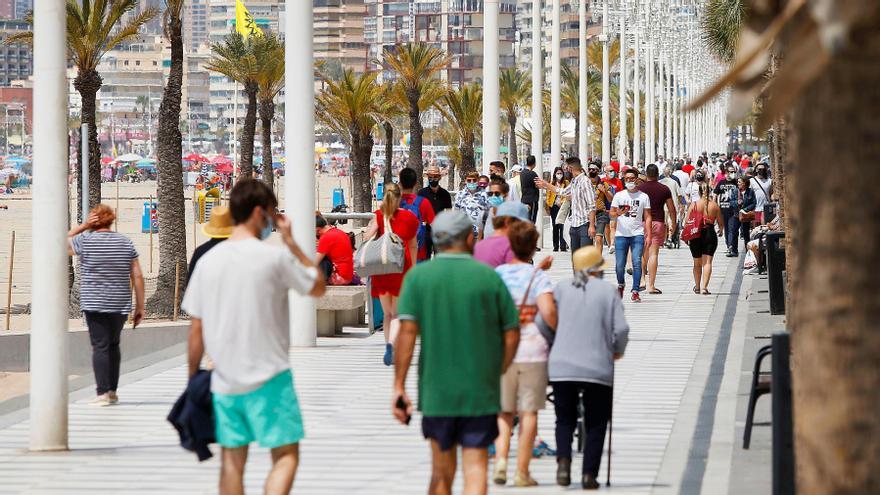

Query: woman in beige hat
<box><xmin>188</xmin><ymin>205</ymin><xmax>233</xmax><ymax>281</ymax></box>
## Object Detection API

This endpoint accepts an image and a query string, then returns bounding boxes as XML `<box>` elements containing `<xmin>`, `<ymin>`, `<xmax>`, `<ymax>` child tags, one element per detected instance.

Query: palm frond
<box><xmin>701</xmin><ymin>0</ymin><xmax>747</xmax><ymax>63</ymax></box>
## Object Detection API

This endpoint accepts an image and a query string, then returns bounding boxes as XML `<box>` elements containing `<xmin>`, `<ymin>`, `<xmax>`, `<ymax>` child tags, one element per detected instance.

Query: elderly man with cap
<box><xmin>188</xmin><ymin>205</ymin><xmax>233</xmax><ymax>282</ymax></box>
<box><xmin>393</xmin><ymin>209</ymin><xmax>521</xmax><ymax>495</ymax></box>
<box><xmin>508</xmin><ymin>164</ymin><xmax>523</xmax><ymax>202</ymax></box>
<box><xmin>549</xmin><ymin>246</ymin><xmax>629</xmax><ymax>489</ymax></box>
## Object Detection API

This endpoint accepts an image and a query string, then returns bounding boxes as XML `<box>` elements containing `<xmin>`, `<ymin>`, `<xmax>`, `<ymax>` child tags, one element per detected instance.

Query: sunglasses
<box><xmin>427</xmin><ymin>175</ymin><xmax>441</xmax><ymax>180</ymax></box>
<box><xmin>487</xmin><ymin>191</ymin><xmax>504</xmax><ymax>197</ymax></box>
<box><xmin>466</xmin><ymin>179</ymin><xmax>478</xmax><ymax>183</ymax></box>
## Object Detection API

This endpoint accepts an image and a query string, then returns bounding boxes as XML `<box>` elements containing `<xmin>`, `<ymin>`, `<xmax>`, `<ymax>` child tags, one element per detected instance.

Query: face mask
<box><xmin>726</xmin><ymin>173</ymin><xmax>735</xmax><ymax>180</ymax></box>
<box><xmin>488</xmin><ymin>195</ymin><xmax>504</xmax><ymax>207</ymax></box>
<box><xmin>478</xmin><ymin>182</ymin><xmax>488</xmax><ymax>189</ymax></box>
<box><xmin>608</xmin><ymin>171</ymin><xmax>616</xmax><ymax>178</ymax></box>
<box><xmin>260</xmin><ymin>214</ymin><xmax>274</xmax><ymax>240</ymax></box>
<box><xmin>428</xmin><ymin>179</ymin><xmax>440</xmax><ymax>187</ymax></box>
<box><xmin>466</xmin><ymin>182</ymin><xmax>478</xmax><ymax>192</ymax></box>
<box><xmin>588</xmin><ymin>171</ymin><xmax>598</xmax><ymax>178</ymax></box>
<box><xmin>555</xmin><ymin>173</ymin><xmax>564</xmax><ymax>179</ymax></box>
<box><xmin>625</xmin><ymin>181</ymin><xmax>637</xmax><ymax>191</ymax></box>
<box><xmin>695</xmin><ymin>174</ymin><xmax>705</xmax><ymax>182</ymax></box>
<box><xmin>757</xmin><ymin>170</ymin><xmax>768</xmax><ymax>178</ymax></box>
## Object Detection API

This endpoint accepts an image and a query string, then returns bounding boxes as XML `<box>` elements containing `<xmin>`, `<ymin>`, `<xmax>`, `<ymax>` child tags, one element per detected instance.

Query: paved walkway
<box><xmin>0</xmin><ymin>246</ymin><xmax>749</xmax><ymax>494</ymax></box>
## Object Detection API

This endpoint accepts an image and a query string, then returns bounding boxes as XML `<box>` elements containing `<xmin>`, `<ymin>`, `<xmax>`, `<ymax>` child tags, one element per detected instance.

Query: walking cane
<box><xmin>606</xmin><ymin>365</ymin><xmax>614</xmax><ymax>487</ymax></box>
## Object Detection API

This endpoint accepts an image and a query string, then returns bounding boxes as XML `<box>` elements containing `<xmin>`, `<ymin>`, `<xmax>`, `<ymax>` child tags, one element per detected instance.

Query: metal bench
<box><xmin>743</xmin><ymin>344</ymin><xmax>773</xmax><ymax>449</ymax></box>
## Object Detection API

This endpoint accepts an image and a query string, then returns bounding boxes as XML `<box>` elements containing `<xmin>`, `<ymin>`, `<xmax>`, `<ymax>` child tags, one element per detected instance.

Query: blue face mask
<box><xmin>260</xmin><ymin>214</ymin><xmax>274</xmax><ymax>240</ymax></box>
<box><xmin>488</xmin><ymin>195</ymin><xmax>504</xmax><ymax>207</ymax></box>
<box><xmin>466</xmin><ymin>182</ymin><xmax>478</xmax><ymax>192</ymax></box>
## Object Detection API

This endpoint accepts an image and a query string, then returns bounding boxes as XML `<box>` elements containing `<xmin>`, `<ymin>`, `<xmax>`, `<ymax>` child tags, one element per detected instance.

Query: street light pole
<box><xmin>616</xmin><ymin>15</ymin><xmax>626</xmax><ymax>164</ymax></box>
<box><xmin>577</xmin><ymin>0</ymin><xmax>588</xmax><ymax>159</ymax></box>
<box><xmin>530</xmin><ymin>0</ymin><xmax>542</xmax><ymax>164</ymax></box>
<box><xmin>601</xmin><ymin>0</ymin><xmax>610</xmax><ymax>166</ymax></box>
<box><xmin>550</xmin><ymin>0</ymin><xmax>561</xmax><ymax>168</ymax></box>
<box><xmin>647</xmin><ymin>44</ymin><xmax>654</xmax><ymax>164</ymax></box>
<box><xmin>482</xmin><ymin>0</ymin><xmax>500</xmax><ymax>175</ymax></box>
<box><xmin>633</xmin><ymin>30</ymin><xmax>640</xmax><ymax>168</ymax></box>
<box><xmin>30</xmin><ymin>0</ymin><xmax>69</xmax><ymax>452</ymax></box>
<box><xmin>285</xmin><ymin>0</ymin><xmax>317</xmax><ymax>347</ymax></box>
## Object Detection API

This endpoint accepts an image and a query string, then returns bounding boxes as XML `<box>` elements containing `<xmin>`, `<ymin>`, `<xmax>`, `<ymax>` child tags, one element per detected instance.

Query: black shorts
<box><xmin>594</xmin><ymin>211</ymin><xmax>610</xmax><ymax>236</ymax></box>
<box><xmin>689</xmin><ymin>227</ymin><xmax>719</xmax><ymax>258</ymax></box>
<box><xmin>422</xmin><ymin>415</ymin><xmax>499</xmax><ymax>451</ymax></box>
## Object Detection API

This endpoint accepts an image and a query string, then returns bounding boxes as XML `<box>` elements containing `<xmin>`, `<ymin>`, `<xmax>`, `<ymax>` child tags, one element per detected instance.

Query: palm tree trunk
<box><xmin>146</xmin><ymin>8</ymin><xmax>188</xmax><ymax>316</ymax></box>
<box><xmin>508</xmin><ymin>113</ymin><xmax>518</xmax><ymax>167</ymax></box>
<box><xmin>73</xmin><ymin>69</ymin><xmax>103</xmax><ymax>221</ymax></box>
<box><xmin>238</xmin><ymin>82</ymin><xmax>258</xmax><ymax>180</ymax></box>
<box><xmin>788</xmin><ymin>32</ymin><xmax>880</xmax><ymax>495</ymax></box>
<box><xmin>259</xmin><ymin>97</ymin><xmax>275</xmax><ymax>191</ymax></box>
<box><xmin>407</xmin><ymin>89</ymin><xmax>424</xmax><ymax>177</ymax></box>
<box><xmin>460</xmin><ymin>134</ymin><xmax>476</xmax><ymax>178</ymax></box>
<box><xmin>574</xmin><ymin>116</ymin><xmax>580</xmax><ymax>159</ymax></box>
<box><xmin>350</xmin><ymin>126</ymin><xmax>374</xmax><ymax>226</ymax></box>
<box><xmin>447</xmin><ymin>161</ymin><xmax>456</xmax><ymax>190</ymax></box>
<box><xmin>383</xmin><ymin>121</ymin><xmax>394</xmax><ymax>185</ymax></box>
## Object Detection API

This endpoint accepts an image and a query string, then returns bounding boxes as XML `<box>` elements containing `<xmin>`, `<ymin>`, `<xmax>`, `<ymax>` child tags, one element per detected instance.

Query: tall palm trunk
<box><xmin>238</xmin><ymin>82</ymin><xmax>258</xmax><ymax>180</ymax></box>
<box><xmin>788</xmin><ymin>33</ymin><xmax>880</xmax><ymax>495</ymax></box>
<box><xmin>460</xmin><ymin>134</ymin><xmax>476</xmax><ymax>178</ymax></box>
<box><xmin>507</xmin><ymin>113</ymin><xmax>518</xmax><ymax>166</ymax></box>
<box><xmin>147</xmin><ymin>7</ymin><xmax>187</xmax><ymax>316</ymax></box>
<box><xmin>447</xmin><ymin>161</ymin><xmax>456</xmax><ymax>190</ymax></box>
<box><xmin>406</xmin><ymin>88</ymin><xmax>424</xmax><ymax>177</ymax></box>
<box><xmin>350</xmin><ymin>126</ymin><xmax>374</xmax><ymax>226</ymax></box>
<box><xmin>73</xmin><ymin>69</ymin><xmax>103</xmax><ymax>222</ymax></box>
<box><xmin>383</xmin><ymin>121</ymin><xmax>394</xmax><ymax>185</ymax></box>
<box><xmin>259</xmin><ymin>97</ymin><xmax>275</xmax><ymax>191</ymax></box>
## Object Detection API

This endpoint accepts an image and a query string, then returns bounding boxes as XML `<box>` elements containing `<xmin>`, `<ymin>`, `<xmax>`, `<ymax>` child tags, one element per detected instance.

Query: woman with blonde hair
<box><xmin>68</xmin><ymin>204</ymin><xmax>145</xmax><ymax>406</ymax></box>
<box><xmin>685</xmin><ymin>182</ymin><xmax>725</xmax><ymax>294</ymax></box>
<box><xmin>363</xmin><ymin>183</ymin><xmax>420</xmax><ymax>365</ymax></box>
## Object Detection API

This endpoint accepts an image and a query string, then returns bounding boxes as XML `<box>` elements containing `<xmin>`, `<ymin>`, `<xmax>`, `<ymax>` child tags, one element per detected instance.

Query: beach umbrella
<box><xmin>211</xmin><ymin>155</ymin><xmax>233</xmax><ymax>165</ymax></box>
<box><xmin>214</xmin><ymin>163</ymin><xmax>233</xmax><ymax>174</ymax></box>
<box><xmin>183</xmin><ymin>153</ymin><xmax>209</xmax><ymax>163</ymax></box>
<box><xmin>115</xmin><ymin>153</ymin><xmax>143</xmax><ymax>163</ymax></box>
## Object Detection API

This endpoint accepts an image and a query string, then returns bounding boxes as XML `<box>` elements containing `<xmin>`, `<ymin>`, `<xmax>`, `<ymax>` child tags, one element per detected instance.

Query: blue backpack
<box><xmin>400</xmin><ymin>195</ymin><xmax>427</xmax><ymax>255</ymax></box>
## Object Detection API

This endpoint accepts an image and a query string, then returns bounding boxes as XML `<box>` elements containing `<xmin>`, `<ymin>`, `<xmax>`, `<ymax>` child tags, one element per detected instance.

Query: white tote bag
<box><xmin>353</xmin><ymin>216</ymin><xmax>405</xmax><ymax>277</ymax></box>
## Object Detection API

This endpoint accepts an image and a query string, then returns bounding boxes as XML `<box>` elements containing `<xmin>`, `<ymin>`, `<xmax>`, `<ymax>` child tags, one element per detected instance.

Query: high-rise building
<box><xmin>515</xmin><ymin>0</ymin><xmax>600</xmax><ymax>78</ymax></box>
<box><xmin>366</xmin><ymin>0</ymin><xmax>516</xmax><ymax>86</ymax></box>
<box><xmin>0</xmin><ymin>19</ymin><xmax>31</xmax><ymax>85</ymax></box>
<box><xmin>0</xmin><ymin>0</ymin><xmax>13</xmax><ymax>20</ymax></box>
<box><xmin>313</xmin><ymin>0</ymin><xmax>368</xmax><ymax>72</ymax></box>
<box><xmin>184</xmin><ymin>0</ymin><xmax>210</xmax><ymax>52</ymax></box>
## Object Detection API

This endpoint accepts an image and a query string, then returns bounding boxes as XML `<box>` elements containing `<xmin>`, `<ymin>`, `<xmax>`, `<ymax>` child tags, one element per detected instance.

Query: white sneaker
<box><xmin>743</xmin><ymin>266</ymin><xmax>759</xmax><ymax>275</ymax></box>
<box><xmin>609</xmin><ymin>245</ymin><xmax>616</xmax><ymax>254</ymax></box>
<box><xmin>89</xmin><ymin>394</ymin><xmax>111</xmax><ymax>407</ymax></box>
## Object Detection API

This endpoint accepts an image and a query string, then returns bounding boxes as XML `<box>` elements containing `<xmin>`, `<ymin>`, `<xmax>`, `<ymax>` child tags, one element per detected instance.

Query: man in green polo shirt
<box><xmin>393</xmin><ymin>209</ymin><xmax>520</xmax><ymax>495</ymax></box>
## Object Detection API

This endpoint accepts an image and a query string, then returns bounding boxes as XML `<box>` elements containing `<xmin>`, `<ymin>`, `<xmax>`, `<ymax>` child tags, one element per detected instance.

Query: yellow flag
<box><xmin>235</xmin><ymin>0</ymin><xmax>263</xmax><ymax>39</ymax></box>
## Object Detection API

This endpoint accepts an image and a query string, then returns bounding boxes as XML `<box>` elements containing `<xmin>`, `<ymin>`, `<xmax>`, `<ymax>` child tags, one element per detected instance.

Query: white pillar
<box><xmin>482</xmin><ymin>0</ymin><xmax>500</xmax><ymax>174</ymax></box>
<box><xmin>286</xmin><ymin>0</ymin><xmax>317</xmax><ymax>347</ymax></box>
<box><xmin>616</xmin><ymin>17</ymin><xmax>626</xmax><ymax>164</ymax></box>
<box><xmin>672</xmin><ymin>55</ymin><xmax>679</xmax><ymax>158</ymax></box>
<box><xmin>30</xmin><ymin>0</ymin><xmax>68</xmax><ymax>451</ymax></box>
<box><xmin>550</xmin><ymin>0</ymin><xmax>561</xmax><ymax>166</ymax></box>
<box><xmin>658</xmin><ymin>53</ymin><xmax>665</xmax><ymax>158</ymax></box>
<box><xmin>600</xmin><ymin>3</ymin><xmax>610</xmax><ymax>165</ymax></box>
<box><xmin>665</xmin><ymin>54</ymin><xmax>672</xmax><ymax>158</ymax></box>
<box><xmin>530</xmin><ymin>0</ymin><xmax>542</xmax><ymax>162</ymax></box>
<box><xmin>646</xmin><ymin>45</ymin><xmax>654</xmax><ymax>164</ymax></box>
<box><xmin>633</xmin><ymin>33</ymin><xmax>640</xmax><ymax>168</ymax></box>
<box><xmin>577</xmin><ymin>0</ymin><xmax>588</xmax><ymax>159</ymax></box>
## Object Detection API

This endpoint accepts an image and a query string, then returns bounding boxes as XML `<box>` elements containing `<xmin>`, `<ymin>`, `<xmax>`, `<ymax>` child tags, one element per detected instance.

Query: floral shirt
<box><xmin>454</xmin><ymin>189</ymin><xmax>490</xmax><ymax>234</ymax></box>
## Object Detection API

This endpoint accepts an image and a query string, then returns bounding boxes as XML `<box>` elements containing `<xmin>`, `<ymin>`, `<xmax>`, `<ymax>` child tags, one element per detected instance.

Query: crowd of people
<box><xmin>64</xmin><ymin>148</ymin><xmax>776</xmax><ymax>494</ymax></box>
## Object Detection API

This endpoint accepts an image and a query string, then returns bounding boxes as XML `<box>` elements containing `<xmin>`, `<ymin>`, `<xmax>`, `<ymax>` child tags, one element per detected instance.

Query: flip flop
<box><xmin>693</xmin><ymin>286</ymin><xmax>700</xmax><ymax>294</ymax></box>
<box><xmin>649</xmin><ymin>289</ymin><xmax>663</xmax><ymax>294</ymax></box>
<box><xmin>702</xmin><ymin>289</ymin><xmax>711</xmax><ymax>295</ymax></box>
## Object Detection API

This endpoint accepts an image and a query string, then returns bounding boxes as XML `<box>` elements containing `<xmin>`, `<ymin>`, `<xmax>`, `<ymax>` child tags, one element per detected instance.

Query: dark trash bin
<box><xmin>765</xmin><ymin>231</ymin><xmax>786</xmax><ymax>315</ymax></box>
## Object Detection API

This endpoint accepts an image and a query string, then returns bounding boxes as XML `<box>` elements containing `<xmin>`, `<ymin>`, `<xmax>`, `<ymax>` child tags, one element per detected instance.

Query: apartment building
<box><xmin>515</xmin><ymin>0</ymin><xmax>600</xmax><ymax>77</ymax></box>
<box><xmin>314</xmin><ymin>0</ymin><xmax>368</xmax><ymax>72</ymax></box>
<box><xmin>0</xmin><ymin>19</ymin><xmax>31</xmax><ymax>86</ymax></box>
<box><xmin>185</xmin><ymin>0</ymin><xmax>211</xmax><ymax>52</ymax></box>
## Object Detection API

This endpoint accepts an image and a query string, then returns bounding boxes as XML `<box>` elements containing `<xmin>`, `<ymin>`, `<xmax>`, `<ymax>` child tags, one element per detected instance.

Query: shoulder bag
<box><xmin>519</xmin><ymin>268</ymin><xmax>555</xmax><ymax>346</ymax></box>
<box><xmin>353</xmin><ymin>214</ymin><xmax>405</xmax><ymax>277</ymax></box>
<box><xmin>681</xmin><ymin>205</ymin><xmax>708</xmax><ymax>243</ymax></box>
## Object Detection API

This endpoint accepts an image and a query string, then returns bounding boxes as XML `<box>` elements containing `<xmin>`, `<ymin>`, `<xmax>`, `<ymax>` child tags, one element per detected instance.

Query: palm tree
<box><xmin>316</xmin><ymin>69</ymin><xmax>384</xmax><ymax>216</ymax></box>
<box><xmin>701</xmin><ymin>0</ymin><xmax>746</xmax><ymax>64</ymax></box>
<box><xmin>375</xmin><ymin>82</ymin><xmax>402</xmax><ymax>185</ymax></box>
<box><xmin>499</xmin><ymin>68</ymin><xmax>531</xmax><ymax>167</ymax></box>
<box><xmin>382</xmin><ymin>42</ymin><xmax>452</xmax><ymax>177</ymax></box>
<box><xmin>437</xmin><ymin>122</ymin><xmax>462</xmax><ymax>189</ymax></box>
<box><xmin>6</xmin><ymin>1</ymin><xmax>157</xmax><ymax>221</ymax></box>
<box><xmin>206</xmin><ymin>32</ymin><xmax>259</xmax><ymax>180</ymax></box>
<box><xmin>253</xmin><ymin>33</ymin><xmax>284</xmax><ymax>192</ymax></box>
<box><xmin>435</xmin><ymin>83</ymin><xmax>482</xmax><ymax>179</ymax></box>
<box><xmin>146</xmin><ymin>0</ymin><xmax>187</xmax><ymax>316</ymax></box>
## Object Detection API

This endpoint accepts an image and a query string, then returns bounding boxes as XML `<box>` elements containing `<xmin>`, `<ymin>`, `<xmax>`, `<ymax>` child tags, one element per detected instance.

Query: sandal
<box><xmin>693</xmin><ymin>286</ymin><xmax>700</xmax><ymax>294</ymax></box>
<box><xmin>702</xmin><ymin>289</ymin><xmax>711</xmax><ymax>295</ymax></box>
<box><xmin>648</xmin><ymin>289</ymin><xmax>663</xmax><ymax>294</ymax></box>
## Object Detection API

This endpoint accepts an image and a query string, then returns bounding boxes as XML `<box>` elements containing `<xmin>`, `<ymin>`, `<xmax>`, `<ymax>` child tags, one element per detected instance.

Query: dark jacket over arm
<box><xmin>168</xmin><ymin>369</ymin><xmax>215</xmax><ymax>461</ymax></box>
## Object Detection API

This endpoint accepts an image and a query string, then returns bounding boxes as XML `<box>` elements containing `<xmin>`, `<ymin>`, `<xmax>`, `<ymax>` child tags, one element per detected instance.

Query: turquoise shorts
<box><xmin>212</xmin><ymin>369</ymin><xmax>305</xmax><ymax>449</ymax></box>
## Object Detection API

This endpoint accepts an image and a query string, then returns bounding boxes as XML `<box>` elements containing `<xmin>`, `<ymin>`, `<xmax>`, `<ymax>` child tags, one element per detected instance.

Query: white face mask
<box><xmin>726</xmin><ymin>173</ymin><xmax>735</xmax><ymax>180</ymax></box>
<box><xmin>625</xmin><ymin>181</ymin><xmax>637</xmax><ymax>191</ymax></box>
<box><xmin>555</xmin><ymin>173</ymin><xmax>563</xmax><ymax>179</ymax></box>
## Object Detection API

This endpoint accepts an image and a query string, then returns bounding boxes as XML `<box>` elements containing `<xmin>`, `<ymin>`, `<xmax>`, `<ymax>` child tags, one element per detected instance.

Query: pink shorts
<box><xmin>650</xmin><ymin>221</ymin><xmax>666</xmax><ymax>245</ymax></box>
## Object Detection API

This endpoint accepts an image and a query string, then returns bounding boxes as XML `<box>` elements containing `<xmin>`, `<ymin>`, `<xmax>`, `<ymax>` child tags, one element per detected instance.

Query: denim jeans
<box><xmin>615</xmin><ymin>235</ymin><xmax>645</xmax><ymax>291</ymax></box>
<box><xmin>721</xmin><ymin>209</ymin><xmax>740</xmax><ymax>254</ymax></box>
<box><xmin>569</xmin><ymin>224</ymin><xmax>593</xmax><ymax>251</ymax></box>
<box><xmin>84</xmin><ymin>311</ymin><xmax>127</xmax><ymax>395</ymax></box>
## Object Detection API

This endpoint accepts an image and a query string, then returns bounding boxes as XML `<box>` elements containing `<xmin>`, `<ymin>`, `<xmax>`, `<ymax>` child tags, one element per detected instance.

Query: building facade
<box><xmin>314</xmin><ymin>0</ymin><xmax>368</xmax><ymax>72</ymax></box>
<box><xmin>0</xmin><ymin>19</ymin><xmax>31</xmax><ymax>86</ymax></box>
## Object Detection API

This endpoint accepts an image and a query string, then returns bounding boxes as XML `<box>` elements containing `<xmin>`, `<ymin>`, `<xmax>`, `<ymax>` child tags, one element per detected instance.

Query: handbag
<box><xmin>738</xmin><ymin>210</ymin><xmax>756</xmax><ymax>223</ymax></box>
<box><xmin>353</xmin><ymin>215</ymin><xmax>405</xmax><ymax>277</ymax></box>
<box><xmin>556</xmin><ymin>198</ymin><xmax>571</xmax><ymax>225</ymax></box>
<box><xmin>681</xmin><ymin>206</ymin><xmax>708</xmax><ymax>242</ymax></box>
<box><xmin>519</xmin><ymin>268</ymin><xmax>555</xmax><ymax>346</ymax></box>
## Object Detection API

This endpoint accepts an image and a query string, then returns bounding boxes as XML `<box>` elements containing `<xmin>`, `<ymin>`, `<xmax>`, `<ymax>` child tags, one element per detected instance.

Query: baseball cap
<box><xmin>495</xmin><ymin>201</ymin><xmax>530</xmax><ymax>221</ymax></box>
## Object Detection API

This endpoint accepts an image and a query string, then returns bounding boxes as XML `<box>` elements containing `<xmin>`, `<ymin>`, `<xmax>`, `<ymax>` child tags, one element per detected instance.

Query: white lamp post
<box><xmin>482</xmin><ymin>0</ymin><xmax>500</xmax><ymax>174</ymax></box>
<box><xmin>550</xmin><ymin>0</ymin><xmax>561</xmax><ymax>169</ymax></box>
<box><xmin>616</xmin><ymin>15</ymin><xmax>626</xmax><ymax>164</ymax></box>
<box><xmin>30</xmin><ymin>0</ymin><xmax>69</xmax><ymax>451</ymax></box>
<box><xmin>600</xmin><ymin>0</ymin><xmax>610</xmax><ymax>165</ymax></box>
<box><xmin>530</xmin><ymin>0</ymin><xmax>542</xmax><ymax>165</ymax></box>
<box><xmin>286</xmin><ymin>0</ymin><xmax>317</xmax><ymax>347</ymax></box>
<box><xmin>577</xmin><ymin>0</ymin><xmax>588</xmax><ymax>159</ymax></box>
<box><xmin>632</xmin><ymin>30</ymin><xmax>640</xmax><ymax>168</ymax></box>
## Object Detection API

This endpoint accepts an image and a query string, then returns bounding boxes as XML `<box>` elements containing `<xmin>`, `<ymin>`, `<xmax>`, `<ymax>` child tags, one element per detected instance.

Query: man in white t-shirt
<box><xmin>673</xmin><ymin>162</ymin><xmax>690</xmax><ymax>195</ymax></box>
<box><xmin>610</xmin><ymin>168</ymin><xmax>652</xmax><ymax>303</ymax></box>
<box><xmin>183</xmin><ymin>179</ymin><xmax>325</xmax><ymax>495</ymax></box>
<box><xmin>750</xmin><ymin>162</ymin><xmax>773</xmax><ymax>224</ymax></box>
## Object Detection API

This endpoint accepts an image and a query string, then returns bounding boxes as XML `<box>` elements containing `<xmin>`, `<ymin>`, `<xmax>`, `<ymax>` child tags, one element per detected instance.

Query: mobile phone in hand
<box><xmin>396</xmin><ymin>396</ymin><xmax>411</xmax><ymax>425</ymax></box>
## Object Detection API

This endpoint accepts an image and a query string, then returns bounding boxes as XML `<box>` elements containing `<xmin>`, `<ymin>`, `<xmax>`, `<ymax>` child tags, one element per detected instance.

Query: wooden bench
<box><xmin>316</xmin><ymin>285</ymin><xmax>367</xmax><ymax>337</ymax></box>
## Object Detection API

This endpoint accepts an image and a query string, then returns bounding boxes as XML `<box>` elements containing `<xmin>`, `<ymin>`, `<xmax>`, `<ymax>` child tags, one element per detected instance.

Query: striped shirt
<box><xmin>558</xmin><ymin>173</ymin><xmax>596</xmax><ymax>227</ymax></box>
<box><xmin>71</xmin><ymin>231</ymin><xmax>138</xmax><ymax>314</ymax></box>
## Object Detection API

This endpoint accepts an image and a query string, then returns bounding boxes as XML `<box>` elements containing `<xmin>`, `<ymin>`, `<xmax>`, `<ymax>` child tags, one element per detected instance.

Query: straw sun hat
<box><xmin>572</xmin><ymin>246</ymin><xmax>612</xmax><ymax>272</ymax></box>
<box><xmin>202</xmin><ymin>205</ymin><xmax>233</xmax><ymax>239</ymax></box>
